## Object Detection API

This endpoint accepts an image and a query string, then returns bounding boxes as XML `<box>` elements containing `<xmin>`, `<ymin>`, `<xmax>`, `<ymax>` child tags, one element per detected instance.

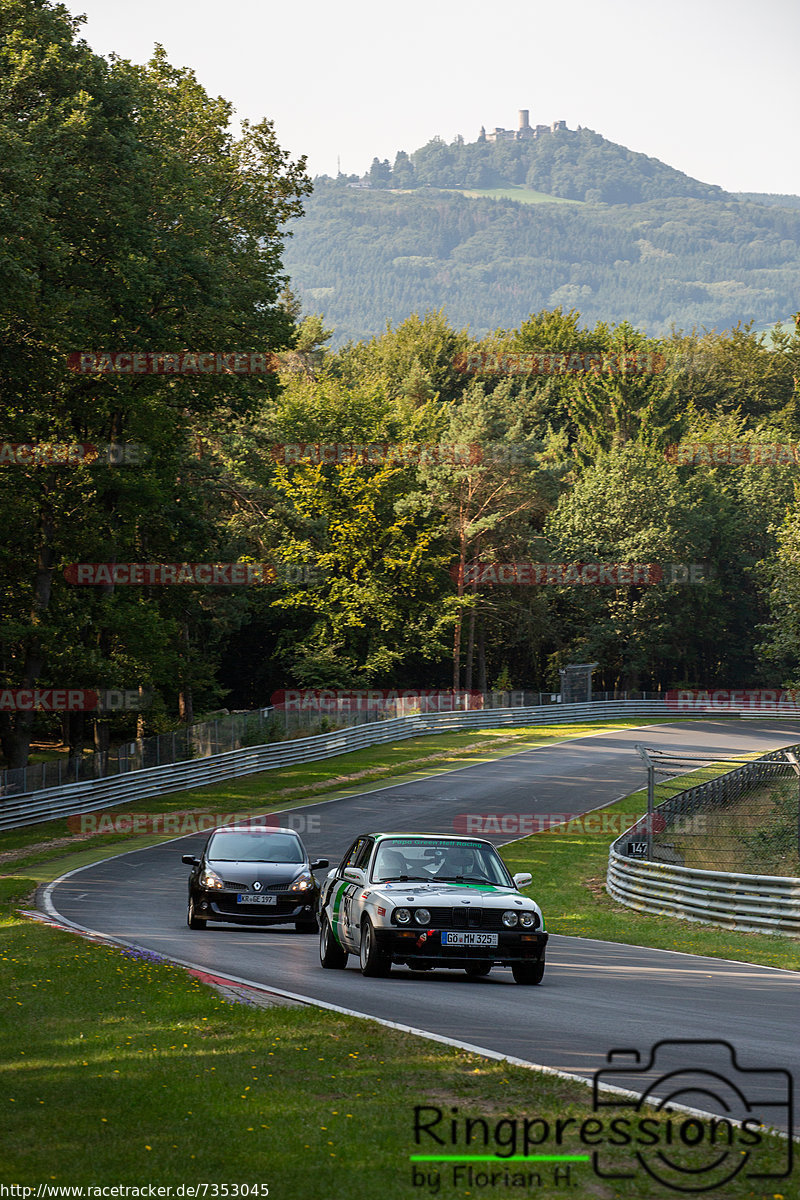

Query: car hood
<box><xmin>371</xmin><ymin>881</ymin><xmax>533</xmax><ymax>906</ymax></box>
<box><xmin>207</xmin><ymin>860</ymin><xmax>306</xmax><ymax>886</ymax></box>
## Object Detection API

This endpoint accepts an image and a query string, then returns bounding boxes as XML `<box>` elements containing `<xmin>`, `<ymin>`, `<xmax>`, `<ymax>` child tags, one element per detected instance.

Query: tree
<box><xmin>0</xmin><ymin>2</ymin><xmax>311</xmax><ymax>767</ymax></box>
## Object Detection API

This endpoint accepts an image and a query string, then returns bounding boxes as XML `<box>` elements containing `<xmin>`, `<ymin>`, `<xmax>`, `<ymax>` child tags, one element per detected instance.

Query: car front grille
<box><xmin>222</xmin><ymin>881</ymin><xmax>292</xmax><ymax>895</ymax></box>
<box><xmin>420</xmin><ymin>906</ymin><xmax>508</xmax><ymax>931</ymax></box>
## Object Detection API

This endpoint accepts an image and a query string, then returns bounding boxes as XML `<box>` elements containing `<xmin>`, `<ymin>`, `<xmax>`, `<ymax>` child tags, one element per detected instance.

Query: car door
<box><xmin>343</xmin><ymin>836</ymin><xmax>374</xmax><ymax>947</ymax></box>
<box><xmin>329</xmin><ymin>836</ymin><xmax>372</xmax><ymax>949</ymax></box>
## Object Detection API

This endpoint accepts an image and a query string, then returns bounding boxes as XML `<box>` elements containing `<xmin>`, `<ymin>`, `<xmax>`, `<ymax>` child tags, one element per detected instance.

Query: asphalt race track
<box><xmin>45</xmin><ymin>720</ymin><xmax>800</xmax><ymax>1133</ymax></box>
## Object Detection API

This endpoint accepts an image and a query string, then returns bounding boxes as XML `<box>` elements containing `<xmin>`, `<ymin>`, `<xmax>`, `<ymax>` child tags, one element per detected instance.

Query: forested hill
<box><xmin>284</xmin><ymin>183</ymin><xmax>800</xmax><ymax>346</ymax></box>
<box><xmin>283</xmin><ymin>124</ymin><xmax>800</xmax><ymax>346</ymax></box>
<box><xmin>373</xmin><ymin>125</ymin><xmax>728</xmax><ymax>204</ymax></box>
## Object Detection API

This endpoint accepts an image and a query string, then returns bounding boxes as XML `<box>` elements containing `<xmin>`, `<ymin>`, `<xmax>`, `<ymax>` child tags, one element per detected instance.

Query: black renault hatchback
<box><xmin>182</xmin><ymin>825</ymin><xmax>328</xmax><ymax>932</ymax></box>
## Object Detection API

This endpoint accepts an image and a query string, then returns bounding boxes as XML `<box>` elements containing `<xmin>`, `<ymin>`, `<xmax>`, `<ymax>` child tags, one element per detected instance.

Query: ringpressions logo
<box><xmin>408</xmin><ymin>1040</ymin><xmax>792</xmax><ymax>1193</ymax></box>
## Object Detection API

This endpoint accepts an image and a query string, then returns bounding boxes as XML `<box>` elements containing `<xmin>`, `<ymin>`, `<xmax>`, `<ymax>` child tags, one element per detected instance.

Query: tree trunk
<box><xmin>477</xmin><ymin>620</ymin><xmax>487</xmax><ymax>694</ymax></box>
<box><xmin>66</xmin><ymin>711</ymin><xmax>85</xmax><ymax>780</ymax></box>
<box><xmin>5</xmin><ymin>500</ymin><xmax>56</xmax><ymax>768</ymax></box>
<box><xmin>178</xmin><ymin>623</ymin><xmax>194</xmax><ymax>724</ymax></box>
<box><xmin>464</xmin><ymin>607</ymin><xmax>476</xmax><ymax>694</ymax></box>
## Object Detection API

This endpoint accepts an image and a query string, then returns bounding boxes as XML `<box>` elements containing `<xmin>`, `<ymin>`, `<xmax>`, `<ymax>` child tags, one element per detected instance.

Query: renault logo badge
<box><xmin>253</xmin><ymin>881</ymin><xmax>262</xmax><ymax>891</ymax></box>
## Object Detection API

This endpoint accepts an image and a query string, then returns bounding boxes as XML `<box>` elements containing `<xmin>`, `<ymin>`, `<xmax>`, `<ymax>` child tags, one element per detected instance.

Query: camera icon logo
<box><xmin>592</xmin><ymin>1039</ymin><xmax>792</xmax><ymax>1192</ymax></box>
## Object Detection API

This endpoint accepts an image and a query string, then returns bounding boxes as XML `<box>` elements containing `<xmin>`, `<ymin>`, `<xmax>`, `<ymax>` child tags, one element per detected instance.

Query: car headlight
<box><xmin>289</xmin><ymin>871</ymin><xmax>314</xmax><ymax>893</ymax></box>
<box><xmin>502</xmin><ymin>911</ymin><xmax>518</xmax><ymax>927</ymax></box>
<box><xmin>395</xmin><ymin>908</ymin><xmax>411</xmax><ymax>924</ymax></box>
<box><xmin>414</xmin><ymin>908</ymin><xmax>431</xmax><ymax>925</ymax></box>
<box><xmin>200</xmin><ymin>867</ymin><xmax>224</xmax><ymax>890</ymax></box>
<box><xmin>519</xmin><ymin>911</ymin><xmax>538</xmax><ymax>928</ymax></box>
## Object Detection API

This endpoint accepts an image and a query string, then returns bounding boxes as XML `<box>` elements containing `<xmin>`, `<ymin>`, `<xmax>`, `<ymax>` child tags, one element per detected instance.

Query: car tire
<box><xmin>359</xmin><ymin>916</ymin><xmax>391</xmax><ymax>977</ymax></box>
<box><xmin>295</xmin><ymin>916</ymin><xmax>318</xmax><ymax>934</ymax></box>
<box><xmin>319</xmin><ymin>915</ymin><xmax>348</xmax><ymax>969</ymax></box>
<box><xmin>512</xmin><ymin>958</ymin><xmax>545</xmax><ymax>985</ymax></box>
<box><xmin>465</xmin><ymin>962</ymin><xmax>492</xmax><ymax>978</ymax></box>
<box><xmin>187</xmin><ymin>898</ymin><xmax>207</xmax><ymax>930</ymax></box>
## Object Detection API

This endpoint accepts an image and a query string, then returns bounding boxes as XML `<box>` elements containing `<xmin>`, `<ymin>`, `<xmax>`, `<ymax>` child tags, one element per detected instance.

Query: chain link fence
<box><xmin>0</xmin><ymin>709</ymin><xmax>280</xmax><ymax>798</ymax></box>
<box><xmin>627</xmin><ymin>746</ymin><xmax>800</xmax><ymax>877</ymax></box>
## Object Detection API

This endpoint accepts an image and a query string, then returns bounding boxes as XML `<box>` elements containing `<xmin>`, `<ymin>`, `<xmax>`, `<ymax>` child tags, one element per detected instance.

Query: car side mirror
<box><xmin>311</xmin><ymin>859</ymin><xmax>329</xmax><ymax>871</ymax></box>
<box><xmin>182</xmin><ymin>855</ymin><xmax>200</xmax><ymax>866</ymax></box>
<box><xmin>343</xmin><ymin>867</ymin><xmax>366</xmax><ymax>885</ymax></box>
<box><xmin>513</xmin><ymin>872</ymin><xmax>532</xmax><ymax>888</ymax></box>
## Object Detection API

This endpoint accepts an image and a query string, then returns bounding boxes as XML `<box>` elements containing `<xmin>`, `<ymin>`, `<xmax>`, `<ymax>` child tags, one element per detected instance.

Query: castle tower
<box><xmin>519</xmin><ymin>109</ymin><xmax>530</xmax><ymax>130</ymax></box>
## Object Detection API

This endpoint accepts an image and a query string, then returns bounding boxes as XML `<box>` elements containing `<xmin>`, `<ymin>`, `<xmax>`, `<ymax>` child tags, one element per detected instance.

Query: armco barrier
<box><xmin>607</xmin><ymin>853</ymin><xmax>800</xmax><ymax>935</ymax></box>
<box><xmin>607</xmin><ymin>746</ymin><xmax>800</xmax><ymax>935</ymax></box>
<box><xmin>0</xmin><ymin>700</ymin><xmax>671</xmax><ymax>832</ymax></box>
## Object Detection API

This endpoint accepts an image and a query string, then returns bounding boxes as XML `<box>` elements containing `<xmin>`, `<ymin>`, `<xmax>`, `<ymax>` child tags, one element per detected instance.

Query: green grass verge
<box><xmin>0</xmin><ymin>882</ymin><xmax>793</xmax><ymax>1198</ymax></box>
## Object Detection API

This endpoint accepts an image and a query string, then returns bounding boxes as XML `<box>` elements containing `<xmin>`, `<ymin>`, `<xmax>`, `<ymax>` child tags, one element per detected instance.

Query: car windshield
<box><xmin>208</xmin><ymin>832</ymin><xmax>304</xmax><ymax>863</ymax></box>
<box><xmin>371</xmin><ymin>838</ymin><xmax>512</xmax><ymax>886</ymax></box>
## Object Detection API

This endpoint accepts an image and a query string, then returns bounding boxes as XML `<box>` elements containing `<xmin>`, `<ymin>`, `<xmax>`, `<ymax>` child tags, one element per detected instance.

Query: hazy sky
<box><xmin>62</xmin><ymin>0</ymin><xmax>799</xmax><ymax>195</ymax></box>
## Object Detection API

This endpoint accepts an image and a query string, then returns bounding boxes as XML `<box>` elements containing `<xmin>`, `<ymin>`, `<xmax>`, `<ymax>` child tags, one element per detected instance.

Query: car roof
<box><xmin>210</xmin><ymin>825</ymin><xmax>303</xmax><ymax>837</ymax></box>
<box><xmin>370</xmin><ymin>832</ymin><xmax>491</xmax><ymax>845</ymax></box>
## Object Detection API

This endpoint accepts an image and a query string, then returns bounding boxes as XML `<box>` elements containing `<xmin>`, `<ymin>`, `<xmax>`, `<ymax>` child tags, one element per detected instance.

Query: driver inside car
<box><xmin>430</xmin><ymin>845</ymin><xmax>478</xmax><ymax>879</ymax></box>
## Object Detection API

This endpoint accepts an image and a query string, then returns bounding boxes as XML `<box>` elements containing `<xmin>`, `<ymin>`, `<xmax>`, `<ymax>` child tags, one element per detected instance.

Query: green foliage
<box><xmin>0</xmin><ymin>0</ymin><xmax>310</xmax><ymax>764</ymax></box>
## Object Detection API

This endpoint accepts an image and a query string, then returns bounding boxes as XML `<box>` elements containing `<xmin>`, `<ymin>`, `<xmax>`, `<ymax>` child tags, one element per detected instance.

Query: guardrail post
<box><xmin>635</xmin><ymin>744</ymin><xmax>654</xmax><ymax>858</ymax></box>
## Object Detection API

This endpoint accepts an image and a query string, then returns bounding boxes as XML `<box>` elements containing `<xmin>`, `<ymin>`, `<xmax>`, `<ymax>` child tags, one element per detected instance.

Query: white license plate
<box><xmin>441</xmin><ymin>931</ymin><xmax>498</xmax><ymax>947</ymax></box>
<box><xmin>238</xmin><ymin>894</ymin><xmax>277</xmax><ymax>905</ymax></box>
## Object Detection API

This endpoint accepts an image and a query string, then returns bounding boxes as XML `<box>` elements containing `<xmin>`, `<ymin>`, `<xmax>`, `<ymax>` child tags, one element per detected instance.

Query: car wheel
<box><xmin>295</xmin><ymin>915</ymin><xmax>318</xmax><ymax>934</ymax></box>
<box><xmin>512</xmin><ymin>958</ymin><xmax>545</xmax><ymax>985</ymax></box>
<box><xmin>187</xmin><ymin>898</ymin><xmax>207</xmax><ymax>930</ymax></box>
<box><xmin>359</xmin><ymin>916</ymin><xmax>391</xmax><ymax>977</ymax></box>
<box><xmin>465</xmin><ymin>962</ymin><xmax>492</xmax><ymax>978</ymax></box>
<box><xmin>319</xmin><ymin>915</ymin><xmax>347</xmax><ymax>969</ymax></box>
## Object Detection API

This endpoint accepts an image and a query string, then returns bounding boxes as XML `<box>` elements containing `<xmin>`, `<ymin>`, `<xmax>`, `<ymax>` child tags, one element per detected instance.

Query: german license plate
<box><xmin>441</xmin><ymin>931</ymin><xmax>498</xmax><ymax>947</ymax></box>
<box><xmin>238</xmin><ymin>894</ymin><xmax>276</xmax><ymax>905</ymax></box>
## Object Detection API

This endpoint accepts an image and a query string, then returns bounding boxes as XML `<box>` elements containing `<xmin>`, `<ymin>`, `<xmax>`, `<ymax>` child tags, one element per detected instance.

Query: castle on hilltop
<box><xmin>479</xmin><ymin>110</ymin><xmax>568</xmax><ymax>143</ymax></box>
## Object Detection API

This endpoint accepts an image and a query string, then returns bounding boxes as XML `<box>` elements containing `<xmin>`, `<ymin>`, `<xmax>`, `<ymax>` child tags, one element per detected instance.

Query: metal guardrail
<box><xmin>0</xmin><ymin>700</ymin><xmax>670</xmax><ymax>831</ymax></box>
<box><xmin>606</xmin><ymin>855</ymin><xmax>800</xmax><ymax>935</ymax></box>
<box><xmin>607</xmin><ymin>746</ymin><xmax>800</xmax><ymax>935</ymax></box>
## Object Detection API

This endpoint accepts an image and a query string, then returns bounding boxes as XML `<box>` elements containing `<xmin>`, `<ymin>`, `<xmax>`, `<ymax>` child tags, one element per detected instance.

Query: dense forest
<box><xmin>285</xmin><ymin>183</ymin><xmax>800</xmax><ymax>345</ymax></box>
<box><xmin>4</xmin><ymin>3</ymin><xmax>800</xmax><ymax>771</ymax></box>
